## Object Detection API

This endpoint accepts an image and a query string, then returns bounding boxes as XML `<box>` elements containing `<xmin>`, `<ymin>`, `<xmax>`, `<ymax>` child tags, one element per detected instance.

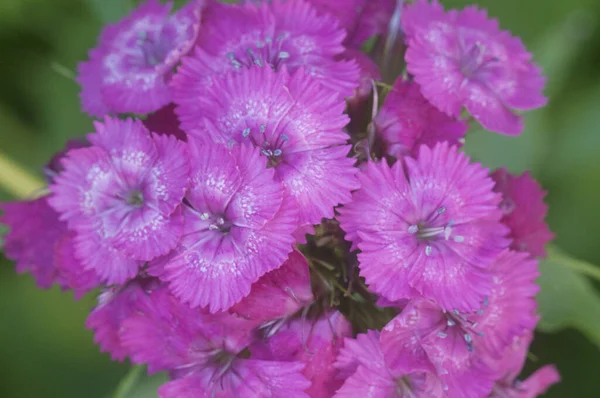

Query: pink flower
<box><xmin>175</xmin><ymin>65</ymin><xmax>359</xmax><ymax>225</ymax></box>
<box><xmin>49</xmin><ymin>117</ymin><xmax>189</xmax><ymax>284</ymax></box>
<box><xmin>251</xmin><ymin>311</ymin><xmax>352</xmax><ymax>398</ymax></box>
<box><xmin>78</xmin><ymin>0</ymin><xmax>203</xmax><ymax>116</ymax></box>
<box><xmin>86</xmin><ymin>277</ymin><xmax>160</xmax><ymax>361</ymax></box>
<box><xmin>53</xmin><ymin>231</ymin><xmax>103</xmax><ymax>299</ymax></box>
<box><xmin>1</xmin><ymin>197</ymin><xmax>69</xmax><ymax>289</ymax></box>
<box><xmin>230</xmin><ymin>249</ymin><xmax>314</xmax><ymax>329</ymax></box>
<box><xmin>118</xmin><ymin>284</ymin><xmax>311</xmax><ymax>398</ymax></box>
<box><xmin>380</xmin><ymin>250</ymin><xmax>539</xmax><ymax>397</ymax></box>
<box><xmin>402</xmin><ymin>0</ymin><xmax>546</xmax><ymax>135</ymax></box>
<box><xmin>172</xmin><ymin>0</ymin><xmax>359</xmax><ymax>101</ymax></box>
<box><xmin>375</xmin><ymin>79</ymin><xmax>468</xmax><ymax>159</ymax></box>
<box><xmin>491</xmin><ymin>168</ymin><xmax>554</xmax><ymax>257</ymax></box>
<box><xmin>334</xmin><ymin>330</ymin><xmax>444</xmax><ymax>397</ymax></box>
<box><xmin>0</xmin><ymin>196</ymin><xmax>101</xmax><ymax>297</ymax></box>
<box><xmin>149</xmin><ymin>139</ymin><xmax>298</xmax><ymax>313</ymax></box>
<box><xmin>339</xmin><ymin>142</ymin><xmax>509</xmax><ymax>311</ymax></box>
<box><xmin>299</xmin><ymin>0</ymin><xmax>396</xmax><ymax>47</ymax></box>
<box><xmin>488</xmin><ymin>332</ymin><xmax>560</xmax><ymax>398</ymax></box>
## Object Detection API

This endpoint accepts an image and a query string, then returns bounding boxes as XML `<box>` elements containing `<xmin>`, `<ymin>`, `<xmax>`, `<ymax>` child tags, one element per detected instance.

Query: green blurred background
<box><xmin>1</xmin><ymin>0</ymin><xmax>600</xmax><ymax>396</ymax></box>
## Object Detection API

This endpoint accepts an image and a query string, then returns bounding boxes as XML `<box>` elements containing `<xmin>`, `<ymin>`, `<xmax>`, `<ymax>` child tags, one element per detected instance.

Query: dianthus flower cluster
<box><xmin>1</xmin><ymin>1</ymin><xmax>559</xmax><ymax>396</ymax></box>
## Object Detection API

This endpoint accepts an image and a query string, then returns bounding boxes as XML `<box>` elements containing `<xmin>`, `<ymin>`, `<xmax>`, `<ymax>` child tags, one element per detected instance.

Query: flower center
<box><xmin>200</xmin><ymin>212</ymin><xmax>232</xmax><ymax>233</ymax></box>
<box><xmin>225</xmin><ymin>33</ymin><xmax>291</xmax><ymax>71</ymax></box>
<box><xmin>125</xmin><ymin>190</ymin><xmax>145</xmax><ymax>207</ymax></box>
<box><xmin>436</xmin><ymin>299</ymin><xmax>488</xmax><ymax>352</ymax></box>
<box><xmin>407</xmin><ymin>206</ymin><xmax>464</xmax><ymax>256</ymax></box>
<box><xmin>137</xmin><ymin>30</ymin><xmax>169</xmax><ymax>67</ymax></box>
<box><xmin>459</xmin><ymin>42</ymin><xmax>499</xmax><ymax>78</ymax></box>
<box><xmin>241</xmin><ymin>124</ymin><xmax>289</xmax><ymax>168</ymax></box>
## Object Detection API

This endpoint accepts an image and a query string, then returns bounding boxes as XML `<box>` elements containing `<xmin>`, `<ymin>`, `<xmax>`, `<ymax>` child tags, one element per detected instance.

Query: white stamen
<box><xmin>260</xmin><ymin>124</ymin><xmax>266</xmax><ymax>133</ymax></box>
<box><xmin>273</xmin><ymin>149</ymin><xmax>282</xmax><ymax>156</ymax></box>
<box><xmin>408</xmin><ymin>225</ymin><xmax>418</xmax><ymax>234</ymax></box>
<box><xmin>444</xmin><ymin>225</ymin><xmax>452</xmax><ymax>240</ymax></box>
<box><xmin>425</xmin><ymin>245</ymin><xmax>433</xmax><ymax>256</ymax></box>
<box><xmin>242</xmin><ymin>128</ymin><xmax>251</xmax><ymax>137</ymax></box>
<box><xmin>454</xmin><ymin>235</ymin><xmax>465</xmax><ymax>243</ymax></box>
<box><xmin>437</xmin><ymin>332</ymin><xmax>447</xmax><ymax>338</ymax></box>
<box><xmin>437</xmin><ymin>206</ymin><xmax>446</xmax><ymax>215</ymax></box>
<box><xmin>447</xmin><ymin>318</ymin><xmax>456</xmax><ymax>327</ymax></box>
<box><xmin>200</xmin><ymin>213</ymin><xmax>209</xmax><ymax>220</ymax></box>
<box><xmin>278</xmin><ymin>51</ymin><xmax>290</xmax><ymax>59</ymax></box>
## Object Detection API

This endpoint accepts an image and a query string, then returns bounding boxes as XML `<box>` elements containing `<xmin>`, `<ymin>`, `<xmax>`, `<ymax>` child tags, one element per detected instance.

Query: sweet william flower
<box><xmin>380</xmin><ymin>250</ymin><xmax>540</xmax><ymax>397</ymax></box>
<box><xmin>375</xmin><ymin>79</ymin><xmax>468</xmax><ymax>159</ymax></box>
<box><xmin>1</xmin><ymin>196</ymin><xmax>99</xmax><ymax>296</ymax></box>
<box><xmin>402</xmin><ymin>0</ymin><xmax>547</xmax><ymax>135</ymax></box>
<box><xmin>339</xmin><ymin>142</ymin><xmax>509</xmax><ymax>311</ymax></box>
<box><xmin>334</xmin><ymin>330</ymin><xmax>444</xmax><ymax>397</ymax></box>
<box><xmin>487</xmin><ymin>331</ymin><xmax>560</xmax><ymax>398</ymax></box>
<box><xmin>492</xmin><ymin>168</ymin><xmax>554</xmax><ymax>257</ymax></box>
<box><xmin>172</xmin><ymin>0</ymin><xmax>359</xmax><ymax>102</ymax></box>
<box><xmin>49</xmin><ymin>118</ymin><xmax>188</xmax><ymax>284</ymax></box>
<box><xmin>118</xmin><ymin>284</ymin><xmax>311</xmax><ymax>398</ymax></box>
<box><xmin>149</xmin><ymin>139</ymin><xmax>298</xmax><ymax>313</ymax></box>
<box><xmin>86</xmin><ymin>277</ymin><xmax>160</xmax><ymax>361</ymax></box>
<box><xmin>230</xmin><ymin>249</ymin><xmax>314</xmax><ymax>329</ymax></box>
<box><xmin>78</xmin><ymin>0</ymin><xmax>203</xmax><ymax>116</ymax></box>
<box><xmin>175</xmin><ymin>65</ymin><xmax>359</xmax><ymax>225</ymax></box>
<box><xmin>251</xmin><ymin>311</ymin><xmax>352</xmax><ymax>397</ymax></box>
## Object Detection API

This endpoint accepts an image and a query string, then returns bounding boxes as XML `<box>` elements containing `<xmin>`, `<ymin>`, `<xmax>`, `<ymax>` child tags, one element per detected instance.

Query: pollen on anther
<box><xmin>437</xmin><ymin>206</ymin><xmax>446</xmax><ymax>214</ymax></box>
<box><xmin>242</xmin><ymin>128</ymin><xmax>251</xmax><ymax>137</ymax></box>
<box><xmin>260</xmin><ymin>124</ymin><xmax>266</xmax><ymax>133</ymax></box>
<box><xmin>408</xmin><ymin>225</ymin><xmax>418</xmax><ymax>234</ymax></box>
<box><xmin>200</xmin><ymin>212</ymin><xmax>209</xmax><ymax>220</ymax></box>
<box><xmin>273</xmin><ymin>149</ymin><xmax>282</xmax><ymax>156</ymax></box>
<box><xmin>425</xmin><ymin>245</ymin><xmax>433</xmax><ymax>256</ymax></box>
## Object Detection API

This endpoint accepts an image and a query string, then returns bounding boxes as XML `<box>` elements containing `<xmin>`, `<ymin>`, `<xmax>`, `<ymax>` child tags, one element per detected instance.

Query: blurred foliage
<box><xmin>2</xmin><ymin>0</ymin><xmax>600</xmax><ymax>397</ymax></box>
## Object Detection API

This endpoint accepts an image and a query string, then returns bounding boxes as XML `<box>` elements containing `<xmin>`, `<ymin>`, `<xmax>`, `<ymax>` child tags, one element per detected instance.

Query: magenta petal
<box><xmin>54</xmin><ymin>232</ymin><xmax>103</xmax><ymax>299</ymax></box>
<box><xmin>375</xmin><ymin>79</ymin><xmax>468</xmax><ymax>159</ymax></box>
<box><xmin>1</xmin><ymin>197</ymin><xmax>66</xmax><ymax>289</ymax></box>
<box><xmin>492</xmin><ymin>168</ymin><xmax>554</xmax><ymax>257</ymax></box>
<box><xmin>230</xmin><ymin>249</ymin><xmax>313</xmax><ymax>324</ymax></box>
<box><xmin>73</xmin><ymin>228</ymin><xmax>142</xmax><ymax>285</ymax></box>
<box><xmin>86</xmin><ymin>278</ymin><xmax>159</xmax><ymax>361</ymax></box>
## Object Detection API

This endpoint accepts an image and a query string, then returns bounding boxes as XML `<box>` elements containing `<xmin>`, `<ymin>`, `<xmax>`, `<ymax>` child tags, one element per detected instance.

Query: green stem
<box><xmin>113</xmin><ymin>366</ymin><xmax>145</xmax><ymax>398</ymax></box>
<box><xmin>548</xmin><ymin>246</ymin><xmax>600</xmax><ymax>283</ymax></box>
<box><xmin>0</xmin><ymin>151</ymin><xmax>45</xmax><ymax>199</ymax></box>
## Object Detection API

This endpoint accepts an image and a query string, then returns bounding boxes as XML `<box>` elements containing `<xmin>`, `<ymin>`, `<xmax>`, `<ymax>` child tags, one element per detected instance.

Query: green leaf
<box><xmin>537</xmin><ymin>246</ymin><xmax>600</xmax><ymax>350</ymax></box>
<box><xmin>86</xmin><ymin>0</ymin><xmax>134</xmax><ymax>24</ymax></box>
<box><xmin>113</xmin><ymin>366</ymin><xmax>168</xmax><ymax>398</ymax></box>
